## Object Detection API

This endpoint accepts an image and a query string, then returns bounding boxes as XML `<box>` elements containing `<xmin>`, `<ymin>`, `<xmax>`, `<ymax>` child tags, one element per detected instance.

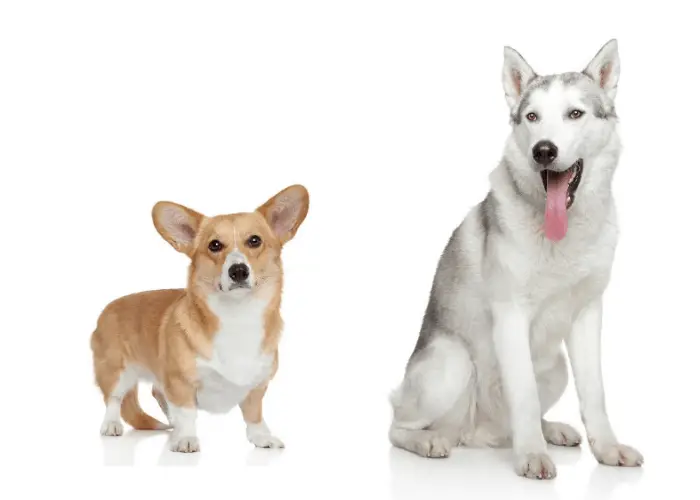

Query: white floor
<box><xmin>14</xmin><ymin>371</ymin><xmax>693</xmax><ymax>499</ymax></box>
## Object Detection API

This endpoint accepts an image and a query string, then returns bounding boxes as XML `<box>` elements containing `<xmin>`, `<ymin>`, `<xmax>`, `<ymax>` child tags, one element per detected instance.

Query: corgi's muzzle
<box><xmin>219</xmin><ymin>252</ymin><xmax>253</xmax><ymax>292</ymax></box>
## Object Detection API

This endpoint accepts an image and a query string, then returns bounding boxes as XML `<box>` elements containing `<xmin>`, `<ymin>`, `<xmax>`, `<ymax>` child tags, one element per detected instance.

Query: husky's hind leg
<box><xmin>389</xmin><ymin>335</ymin><xmax>473</xmax><ymax>458</ymax></box>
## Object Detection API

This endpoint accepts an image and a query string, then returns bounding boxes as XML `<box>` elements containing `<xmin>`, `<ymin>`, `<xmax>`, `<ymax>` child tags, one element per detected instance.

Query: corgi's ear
<box><xmin>583</xmin><ymin>38</ymin><xmax>620</xmax><ymax>100</ymax></box>
<box><xmin>257</xmin><ymin>184</ymin><xmax>309</xmax><ymax>245</ymax></box>
<box><xmin>152</xmin><ymin>201</ymin><xmax>204</xmax><ymax>255</ymax></box>
<box><xmin>503</xmin><ymin>46</ymin><xmax>537</xmax><ymax>109</ymax></box>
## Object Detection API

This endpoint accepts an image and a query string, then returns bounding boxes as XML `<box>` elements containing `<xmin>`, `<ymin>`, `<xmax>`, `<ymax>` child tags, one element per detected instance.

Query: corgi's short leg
<box><xmin>97</xmin><ymin>367</ymin><xmax>138</xmax><ymax>436</ymax></box>
<box><xmin>152</xmin><ymin>385</ymin><xmax>173</xmax><ymax>427</ymax></box>
<box><xmin>164</xmin><ymin>379</ymin><xmax>199</xmax><ymax>453</ymax></box>
<box><xmin>240</xmin><ymin>383</ymin><xmax>284</xmax><ymax>449</ymax></box>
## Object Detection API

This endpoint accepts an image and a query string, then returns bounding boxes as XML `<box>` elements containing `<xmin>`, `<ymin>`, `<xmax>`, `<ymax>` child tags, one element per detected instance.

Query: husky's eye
<box><xmin>247</xmin><ymin>235</ymin><xmax>262</xmax><ymax>248</ymax></box>
<box><xmin>208</xmin><ymin>239</ymin><xmax>223</xmax><ymax>252</ymax></box>
<box><xmin>569</xmin><ymin>109</ymin><xmax>585</xmax><ymax>119</ymax></box>
<box><xmin>526</xmin><ymin>112</ymin><xmax>538</xmax><ymax>122</ymax></box>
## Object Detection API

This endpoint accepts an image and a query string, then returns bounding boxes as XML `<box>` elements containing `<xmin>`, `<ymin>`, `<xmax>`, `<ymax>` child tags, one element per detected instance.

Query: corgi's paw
<box><xmin>591</xmin><ymin>442</ymin><xmax>643</xmax><ymax>467</ymax></box>
<box><xmin>248</xmin><ymin>433</ymin><xmax>285</xmax><ymax>449</ymax></box>
<box><xmin>100</xmin><ymin>421</ymin><xmax>123</xmax><ymax>437</ymax></box>
<box><xmin>515</xmin><ymin>452</ymin><xmax>557</xmax><ymax>480</ymax></box>
<box><xmin>246</xmin><ymin>422</ymin><xmax>285</xmax><ymax>449</ymax></box>
<box><xmin>543</xmin><ymin>421</ymin><xmax>582</xmax><ymax>447</ymax></box>
<box><xmin>170</xmin><ymin>436</ymin><xmax>200</xmax><ymax>453</ymax></box>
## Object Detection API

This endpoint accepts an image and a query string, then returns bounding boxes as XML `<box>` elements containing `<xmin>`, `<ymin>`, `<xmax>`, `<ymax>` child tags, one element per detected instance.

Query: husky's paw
<box><xmin>591</xmin><ymin>442</ymin><xmax>643</xmax><ymax>467</ymax></box>
<box><xmin>395</xmin><ymin>430</ymin><xmax>452</xmax><ymax>458</ymax></box>
<box><xmin>515</xmin><ymin>452</ymin><xmax>557</xmax><ymax>480</ymax></box>
<box><xmin>248</xmin><ymin>433</ymin><xmax>285</xmax><ymax>449</ymax></box>
<box><xmin>170</xmin><ymin>436</ymin><xmax>200</xmax><ymax>453</ymax></box>
<box><xmin>100</xmin><ymin>421</ymin><xmax>123</xmax><ymax>437</ymax></box>
<box><xmin>417</xmin><ymin>434</ymin><xmax>451</xmax><ymax>458</ymax></box>
<box><xmin>543</xmin><ymin>421</ymin><xmax>582</xmax><ymax>447</ymax></box>
<box><xmin>412</xmin><ymin>436</ymin><xmax>450</xmax><ymax>458</ymax></box>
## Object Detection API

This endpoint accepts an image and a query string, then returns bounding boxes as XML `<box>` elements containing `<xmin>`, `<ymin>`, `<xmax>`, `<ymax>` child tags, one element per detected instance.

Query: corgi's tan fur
<box><xmin>90</xmin><ymin>184</ymin><xmax>309</xmax><ymax>453</ymax></box>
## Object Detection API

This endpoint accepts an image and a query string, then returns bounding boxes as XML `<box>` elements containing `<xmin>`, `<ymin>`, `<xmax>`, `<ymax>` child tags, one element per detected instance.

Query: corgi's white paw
<box><xmin>246</xmin><ymin>421</ymin><xmax>285</xmax><ymax>449</ymax></box>
<box><xmin>100</xmin><ymin>421</ymin><xmax>123</xmax><ymax>436</ymax></box>
<box><xmin>170</xmin><ymin>436</ymin><xmax>200</xmax><ymax>453</ymax></box>
<box><xmin>248</xmin><ymin>433</ymin><xmax>285</xmax><ymax>449</ymax></box>
<box><xmin>592</xmin><ymin>442</ymin><xmax>643</xmax><ymax>467</ymax></box>
<box><xmin>543</xmin><ymin>421</ymin><xmax>582</xmax><ymax>447</ymax></box>
<box><xmin>515</xmin><ymin>452</ymin><xmax>557</xmax><ymax>480</ymax></box>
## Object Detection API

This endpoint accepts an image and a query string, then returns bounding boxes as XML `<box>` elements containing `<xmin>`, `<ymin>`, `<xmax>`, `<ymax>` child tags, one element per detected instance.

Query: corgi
<box><xmin>90</xmin><ymin>184</ymin><xmax>309</xmax><ymax>453</ymax></box>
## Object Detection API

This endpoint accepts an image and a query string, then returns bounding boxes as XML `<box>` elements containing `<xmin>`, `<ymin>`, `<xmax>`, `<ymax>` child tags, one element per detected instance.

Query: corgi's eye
<box><xmin>569</xmin><ymin>109</ymin><xmax>585</xmax><ymax>119</ymax></box>
<box><xmin>208</xmin><ymin>240</ymin><xmax>223</xmax><ymax>252</ymax></box>
<box><xmin>526</xmin><ymin>112</ymin><xmax>538</xmax><ymax>122</ymax></box>
<box><xmin>247</xmin><ymin>235</ymin><xmax>262</xmax><ymax>248</ymax></box>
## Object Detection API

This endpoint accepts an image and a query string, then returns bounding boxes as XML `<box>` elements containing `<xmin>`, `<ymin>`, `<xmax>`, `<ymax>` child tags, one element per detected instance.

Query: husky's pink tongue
<box><xmin>544</xmin><ymin>170</ymin><xmax>572</xmax><ymax>242</ymax></box>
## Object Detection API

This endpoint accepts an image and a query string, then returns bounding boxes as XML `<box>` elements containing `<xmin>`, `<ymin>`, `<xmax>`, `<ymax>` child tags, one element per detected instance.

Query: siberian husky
<box><xmin>388</xmin><ymin>39</ymin><xmax>643</xmax><ymax>479</ymax></box>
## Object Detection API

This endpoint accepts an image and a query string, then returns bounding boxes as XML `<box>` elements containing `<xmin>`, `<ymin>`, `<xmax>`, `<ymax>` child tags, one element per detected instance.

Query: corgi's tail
<box><xmin>121</xmin><ymin>388</ymin><xmax>169</xmax><ymax>430</ymax></box>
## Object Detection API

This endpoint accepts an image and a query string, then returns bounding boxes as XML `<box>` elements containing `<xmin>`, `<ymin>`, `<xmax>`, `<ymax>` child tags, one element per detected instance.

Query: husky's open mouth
<box><xmin>540</xmin><ymin>159</ymin><xmax>583</xmax><ymax>209</ymax></box>
<box><xmin>540</xmin><ymin>159</ymin><xmax>583</xmax><ymax>242</ymax></box>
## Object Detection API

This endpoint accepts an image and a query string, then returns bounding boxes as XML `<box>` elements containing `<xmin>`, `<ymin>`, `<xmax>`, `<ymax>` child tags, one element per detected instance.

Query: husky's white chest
<box><xmin>519</xmin><ymin>231</ymin><xmax>614</xmax><ymax>365</ymax></box>
<box><xmin>195</xmin><ymin>296</ymin><xmax>273</xmax><ymax>414</ymax></box>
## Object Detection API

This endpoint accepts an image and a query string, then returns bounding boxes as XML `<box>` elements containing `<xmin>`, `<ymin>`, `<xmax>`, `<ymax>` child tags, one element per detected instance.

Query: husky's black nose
<box><xmin>228</xmin><ymin>263</ymin><xmax>250</xmax><ymax>282</ymax></box>
<box><xmin>532</xmin><ymin>140</ymin><xmax>558</xmax><ymax>165</ymax></box>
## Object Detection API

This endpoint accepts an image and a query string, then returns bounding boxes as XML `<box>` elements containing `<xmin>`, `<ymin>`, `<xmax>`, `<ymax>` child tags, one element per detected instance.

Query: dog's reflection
<box><xmin>245</xmin><ymin>447</ymin><xmax>285</xmax><ymax>466</ymax></box>
<box><xmin>101</xmin><ymin>429</ymin><xmax>284</xmax><ymax>466</ymax></box>
<box><xmin>584</xmin><ymin>463</ymin><xmax>644</xmax><ymax>500</ymax></box>
<box><xmin>101</xmin><ymin>429</ymin><xmax>200</xmax><ymax>466</ymax></box>
<box><xmin>387</xmin><ymin>445</ymin><xmax>590</xmax><ymax>500</ymax></box>
<box><xmin>388</xmin><ymin>443</ymin><xmax>645</xmax><ymax>499</ymax></box>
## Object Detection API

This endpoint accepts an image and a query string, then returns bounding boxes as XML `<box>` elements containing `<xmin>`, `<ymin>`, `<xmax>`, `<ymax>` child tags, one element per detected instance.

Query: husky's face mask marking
<box><xmin>515</xmin><ymin>77</ymin><xmax>614</xmax><ymax>170</ymax></box>
<box><xmin>501</xmin><ymin>39</ymin><xmax>620</xmax><ymax>241</ymax></box>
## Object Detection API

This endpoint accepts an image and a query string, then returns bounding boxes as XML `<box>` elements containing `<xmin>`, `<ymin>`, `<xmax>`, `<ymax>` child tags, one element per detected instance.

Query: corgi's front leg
<box><xmin>165</xmin><ymin>379</ymin><xmax>200</xmax><ymax>453</ymax></box>
<box><xmin>240</xmin><ymin>382</ymin><xmax>284</xmax><ymax>449</ymax></box>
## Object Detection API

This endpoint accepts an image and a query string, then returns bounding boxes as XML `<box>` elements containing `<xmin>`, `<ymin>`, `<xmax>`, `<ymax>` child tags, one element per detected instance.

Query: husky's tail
<box><xmin>120</xmin><ymin>388</ymin><xmax>169</xmax><ymax>430</ymax></box>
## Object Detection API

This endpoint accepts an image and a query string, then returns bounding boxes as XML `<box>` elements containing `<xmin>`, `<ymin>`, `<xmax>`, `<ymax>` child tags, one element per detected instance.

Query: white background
<box><xmin>1</xmin><ymin>1</ymin><xmax>698</xmax><ymax>498</ymax></box>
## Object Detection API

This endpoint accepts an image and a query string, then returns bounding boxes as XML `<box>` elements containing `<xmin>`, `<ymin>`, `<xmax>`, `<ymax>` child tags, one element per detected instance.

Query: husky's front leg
<box><xmin>492</xmin><ymin>301</ymin><xmax>556</xmax><ymax>480</ymax></box>
<box><xmin>566</xmin><ymin>298</ymin><xmax>643</xmax><ymax>467</ymax></box>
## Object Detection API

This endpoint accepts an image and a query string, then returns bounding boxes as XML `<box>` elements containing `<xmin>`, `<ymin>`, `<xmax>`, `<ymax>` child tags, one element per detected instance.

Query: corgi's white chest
<box><xmin>195</xmin><ymin>296</ymin><xmax>273</xmax><ymax>414</ymax></box>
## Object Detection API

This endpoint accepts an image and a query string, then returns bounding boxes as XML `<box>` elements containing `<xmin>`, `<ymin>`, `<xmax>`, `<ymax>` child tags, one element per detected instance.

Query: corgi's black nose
<box><xmin>532</xmin><ymin>140</ymin><xmax>558</xmax><ymax>165</ymax></box>
<box><xmin>228</xmin><ymin>263</ymin><xmax>249</xmax><ymax>282</ymax></box>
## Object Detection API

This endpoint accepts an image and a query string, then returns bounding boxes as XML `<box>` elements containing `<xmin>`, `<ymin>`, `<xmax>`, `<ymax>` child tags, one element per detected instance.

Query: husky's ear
<box><xmin>257</xmin><ymin>184</ymin><xmax>309</xmax><ymax>245</ymax></box>
<box><xmin>502</xmin><ymin>46</ymin><xmax>537</xmax><ymax>109</ymax></box>
<box><xmin>583</xmin><ymin>39</ymin><xmax>620</xmax><ymax>100</ymax></box>
<box><xmin>152</xmin><ymin>201</ymin><xmax>205</xmax><ymax>256</ymax></box>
